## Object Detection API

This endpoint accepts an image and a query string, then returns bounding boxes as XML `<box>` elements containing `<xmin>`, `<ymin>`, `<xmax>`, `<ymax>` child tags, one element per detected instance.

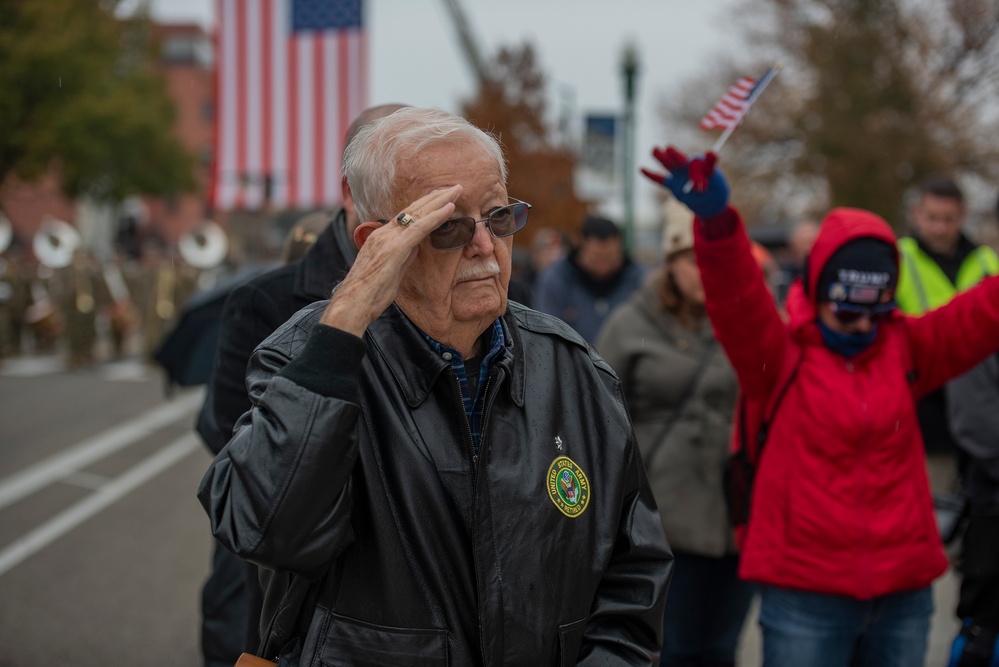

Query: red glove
<box><xmin>641</xmin><ymin>146</ymin><xmax>728</xmax><ymax>219</ymax></box>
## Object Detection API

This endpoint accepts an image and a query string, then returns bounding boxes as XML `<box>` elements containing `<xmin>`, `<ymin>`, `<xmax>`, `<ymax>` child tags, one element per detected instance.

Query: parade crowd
<box><xmin>187</xmin><ymin>106</ymin><xmax>999</xmax><ymax>667</ymax></box>
<box><xmin>7</xmin><ymin>104</ymin><xmax>996</xmax><ymax>666</ymax></box>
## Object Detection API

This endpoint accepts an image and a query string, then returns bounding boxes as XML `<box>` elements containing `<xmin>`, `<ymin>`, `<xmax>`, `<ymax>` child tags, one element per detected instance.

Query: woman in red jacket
<box><xmin>643</xmin><ymin>146</ymin><xmax>999</xmax><ymax>667</ymax></box>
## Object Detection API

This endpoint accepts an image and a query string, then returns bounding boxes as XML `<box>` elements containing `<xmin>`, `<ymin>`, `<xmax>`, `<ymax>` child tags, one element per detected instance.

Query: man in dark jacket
<box><xmin>947</xmin><ymin>355</ymin><xmax>999</xmax><ymax>666</ymax></box>
<box><xmin>196</xmin><ymin>103</ymin><xmax>407</xmax><ymax>667</ymax></box>
<box><xmin>199</xmin><ymin>107</ymin><xmax>672</xmax><ymax>666</ymax></box>
<box><xmin>534</xmin><ymin>215</ymin><xmax>645</xmax><ymax>345</ymax></box>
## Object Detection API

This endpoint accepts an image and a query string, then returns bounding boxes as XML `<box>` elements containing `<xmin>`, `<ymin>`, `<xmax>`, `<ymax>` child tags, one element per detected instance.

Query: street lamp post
<box><xmin>620</xmin><ymin>43</ymin><xmax>640</xmax><ymax>253</ymax></box>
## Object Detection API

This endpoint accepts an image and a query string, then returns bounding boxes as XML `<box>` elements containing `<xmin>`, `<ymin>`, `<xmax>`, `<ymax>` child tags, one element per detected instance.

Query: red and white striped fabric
<box><xmin>699</xmin><ymin>76</ymin><xmax>757</xmax><ymax>131</ymax></box>
<box><xmin>211</xmin><ymin>0</ymin><xmax>368</xmax><ymax>212</ymax></box>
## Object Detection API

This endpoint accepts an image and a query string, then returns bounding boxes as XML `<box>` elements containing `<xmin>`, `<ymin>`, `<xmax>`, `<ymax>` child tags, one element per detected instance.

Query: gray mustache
<box><xmin>455</xmin><ymin>259</ymin><xmax>500</xmax><ymax>282</ymax></box>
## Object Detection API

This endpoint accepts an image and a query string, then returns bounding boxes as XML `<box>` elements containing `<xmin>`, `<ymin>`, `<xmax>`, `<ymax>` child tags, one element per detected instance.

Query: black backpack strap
<box><xmin>756</xmin><ymin>353</ymin><xmax>803</xmax><ymax>455</ymax></box>
<box><xmin>724</xmin><ymin>349</ymin><xmax>803</xmax><ymax>526</ymax></box>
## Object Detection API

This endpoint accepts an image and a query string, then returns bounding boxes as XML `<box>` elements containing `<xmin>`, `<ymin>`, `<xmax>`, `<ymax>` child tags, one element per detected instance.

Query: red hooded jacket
<box><xmin>694</xmin><ymin>206</ymin><xmax>999</xmax><ymax>599</ymax></box>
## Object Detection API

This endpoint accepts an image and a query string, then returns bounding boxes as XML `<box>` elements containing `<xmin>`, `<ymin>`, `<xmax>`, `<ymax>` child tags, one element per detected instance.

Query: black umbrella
<box><xmin>153</xmin><ymin>264</ymin><xmax>275</xmax><ymax>387</ymax></box>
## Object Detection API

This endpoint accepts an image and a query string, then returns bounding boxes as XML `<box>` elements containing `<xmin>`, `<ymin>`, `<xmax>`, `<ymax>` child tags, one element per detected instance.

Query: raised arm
<box><xmin>903</xmin><ymin>274</ymin><xmax>999</xmax><ymax>398</ymax></box>
<box><xmin>642</xmin><ymin>146</ymin><xmax>790</xmax><ymax>399</ymax></box>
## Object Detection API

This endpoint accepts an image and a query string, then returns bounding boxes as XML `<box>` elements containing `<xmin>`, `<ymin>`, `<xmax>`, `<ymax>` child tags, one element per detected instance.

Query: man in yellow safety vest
<box><xmin>897</xmin><ymin>176</ymin><xmax>999</xmax><ymax>492</ymax></box>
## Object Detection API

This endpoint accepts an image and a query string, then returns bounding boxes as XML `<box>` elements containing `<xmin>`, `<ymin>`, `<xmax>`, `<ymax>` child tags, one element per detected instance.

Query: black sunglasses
<box><xmin>428</xmin><ymin>198</ymin><xmax>531</xmax><ymax>250</ymax></box>
<box><xmin>830</xmin><ymin>301</ymin><xmax>895</xmax><ymax>325</ymax></box>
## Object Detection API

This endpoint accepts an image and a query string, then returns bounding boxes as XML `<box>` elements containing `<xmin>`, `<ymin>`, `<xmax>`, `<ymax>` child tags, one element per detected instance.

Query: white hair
<box><xmin>343</xmin><ymin>107</ymin><xmax>507</xmax><ymax>223</ymax></box>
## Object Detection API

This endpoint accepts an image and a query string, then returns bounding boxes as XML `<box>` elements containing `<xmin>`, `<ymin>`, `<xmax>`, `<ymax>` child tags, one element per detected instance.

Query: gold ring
<box><xmin>396</xmin><ymin>212</ymin><xmax>415</xmax><ymax>227</ymax></box>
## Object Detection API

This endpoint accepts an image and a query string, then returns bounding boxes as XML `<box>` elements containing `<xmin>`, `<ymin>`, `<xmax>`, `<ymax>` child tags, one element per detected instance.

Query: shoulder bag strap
<box><xmin>641</xmin><ymin>339</ymin><xmax>716</xmax><ymax>469</ymax></box>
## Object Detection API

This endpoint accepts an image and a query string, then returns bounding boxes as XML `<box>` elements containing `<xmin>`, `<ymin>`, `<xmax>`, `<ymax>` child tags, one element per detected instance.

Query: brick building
<box><xmin>0</xmin><ymin>22</ymin><xmax>215</xmax><ymax>254</ymax></box>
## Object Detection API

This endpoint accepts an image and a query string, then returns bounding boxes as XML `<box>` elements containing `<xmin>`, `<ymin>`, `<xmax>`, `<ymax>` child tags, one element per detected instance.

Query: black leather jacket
<box><xmin>199</xmin><ymin>300</ymin><xmax>673</xmax><ymax>666</ymax></box>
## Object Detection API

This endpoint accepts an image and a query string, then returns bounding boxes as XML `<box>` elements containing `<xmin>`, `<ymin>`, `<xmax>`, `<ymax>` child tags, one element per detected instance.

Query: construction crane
<box><xmin>439</xmin><ymin>0</ymin><xmax>493</xmax><ymax>87</ymax></box>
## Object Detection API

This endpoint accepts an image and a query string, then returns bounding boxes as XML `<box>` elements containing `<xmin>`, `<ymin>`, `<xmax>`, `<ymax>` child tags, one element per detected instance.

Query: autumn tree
<box><xmin>660</xmin><ymin>0</ymin><xmax>999</xmax><ymax>229</ymax></box>
<box><xmin>461</xmin><ymin>43</ymin><xmax>589</xmax><ymax>248</ymax></box>
<box><xmin>0</xmin><ymin>0</ymin><xmax>194</xmax><ymax>201</ymax></box>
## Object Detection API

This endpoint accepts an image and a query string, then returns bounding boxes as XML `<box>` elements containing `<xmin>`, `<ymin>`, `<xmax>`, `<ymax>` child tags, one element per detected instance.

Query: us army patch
<box><xmin>547</xmin><ymin>456</ymin><xmax>590</xmax><ymax>518</ymax></box>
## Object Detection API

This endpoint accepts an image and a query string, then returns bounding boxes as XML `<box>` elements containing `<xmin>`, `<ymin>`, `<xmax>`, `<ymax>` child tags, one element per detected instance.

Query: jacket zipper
<box><xmin>452</xmin><ymin>369</ymin><xmax>498</xmax><ymax>667</ymax></box>
<box><xmin>450</xmin><ymin>373</ymin><xmax>477</xmax><ymax>472</ymax></box>
<box><xmin>477</xmin><ymin>375</ymin><xmax>496</xmax><ymax>667</ymax></box>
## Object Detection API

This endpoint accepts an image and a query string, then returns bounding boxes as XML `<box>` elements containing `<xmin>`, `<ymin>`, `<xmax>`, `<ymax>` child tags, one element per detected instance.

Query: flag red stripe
<box><xmin>313</xmin><ymin>36</ymin><xmax>325</xmax><ymax>209</ymax></box>
<box><xmin>261</xmin><ymin>0</ymin><xmax>273</xmax><ymax>201</ymax></box>
<box><xmin>235</xmin><ymin>0</ymin><xmax>247</xmax><ymax>210</ymax></box>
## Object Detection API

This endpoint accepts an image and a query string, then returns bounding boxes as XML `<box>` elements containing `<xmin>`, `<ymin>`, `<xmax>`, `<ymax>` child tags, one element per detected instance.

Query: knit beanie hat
<box><xmin>580</xmin><ymin>216</ymin><xmax>621</xmax><ymax>240</ymax></box>
<box><xmin>816</xmin><ymin>238</ymin><xmax>899</xmax><ymax>305</ymax></box>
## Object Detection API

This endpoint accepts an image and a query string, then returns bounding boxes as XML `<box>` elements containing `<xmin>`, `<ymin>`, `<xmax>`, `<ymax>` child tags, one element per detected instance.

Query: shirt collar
<box><xmin>420</xmin><ymin>318</ymin><xmax>507</xmax><ymax>363</ymax></box>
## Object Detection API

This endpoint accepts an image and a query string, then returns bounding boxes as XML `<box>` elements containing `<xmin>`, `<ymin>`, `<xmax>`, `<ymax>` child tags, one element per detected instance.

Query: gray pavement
<box><xmin>0</xmin><ymin>354</ymin><xmax>214</xmax><ymax>666</ymax></box>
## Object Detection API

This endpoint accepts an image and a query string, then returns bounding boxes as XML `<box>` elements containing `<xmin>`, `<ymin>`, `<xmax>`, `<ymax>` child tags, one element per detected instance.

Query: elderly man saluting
<box><xmin>198</xmin><ymin>107</ymin><xmax>672</xmax><ymax>666</ymax></box>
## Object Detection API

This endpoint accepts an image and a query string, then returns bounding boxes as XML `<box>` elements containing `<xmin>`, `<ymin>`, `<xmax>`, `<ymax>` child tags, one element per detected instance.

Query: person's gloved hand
<box><xmin>641</xmin><ymin>146</ymin><xmax>730</xmax><ymax>219</ymax></box>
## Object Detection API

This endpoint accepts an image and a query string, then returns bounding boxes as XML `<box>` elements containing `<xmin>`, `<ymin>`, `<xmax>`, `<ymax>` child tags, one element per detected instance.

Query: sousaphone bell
<box><xmin>32</xmin><ymin>216</ymin><xmax>81</xmax><ymax>269</ymax></box>
<box><xmin>178</xmin><ymin>220</ymin><xmax>229</xmax><ymax>269</ymax></box>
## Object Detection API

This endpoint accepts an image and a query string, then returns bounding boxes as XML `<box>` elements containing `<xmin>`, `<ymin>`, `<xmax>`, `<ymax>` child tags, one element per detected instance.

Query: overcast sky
<box><xmin>143</xmin><ymin>0</ymin><xmax>743</xmax><ymax>227</ymax></box>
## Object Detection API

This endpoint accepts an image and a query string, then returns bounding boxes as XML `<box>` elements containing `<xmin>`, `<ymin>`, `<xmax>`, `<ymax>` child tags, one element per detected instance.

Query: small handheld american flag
<box><xmin>699</xmin><ymin>65</ymin><xmax>781</xmax><ymax>152</ymax></box>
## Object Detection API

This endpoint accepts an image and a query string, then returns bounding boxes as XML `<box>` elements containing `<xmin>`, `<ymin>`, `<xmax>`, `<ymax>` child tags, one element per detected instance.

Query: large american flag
<box><xmin>699</xmin><ymin>67</ymin><xmax>779</xmax><ymax>132</ymax></box>
<box><xmin>211</xmin><ymin>0</ymin><xmax>368</xmax><ymax>211</ymax></box>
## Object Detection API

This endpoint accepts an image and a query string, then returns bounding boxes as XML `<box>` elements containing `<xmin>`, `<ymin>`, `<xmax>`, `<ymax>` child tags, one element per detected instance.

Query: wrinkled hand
<box><xmin>320</xmin><ymin>185</ymin><xmax>461</xmax><ymax>336</ymax></box>
<box><xmin>641</xmin><ymin>146</ymin><xmax>730</xmax><ymax>219</ymax></box>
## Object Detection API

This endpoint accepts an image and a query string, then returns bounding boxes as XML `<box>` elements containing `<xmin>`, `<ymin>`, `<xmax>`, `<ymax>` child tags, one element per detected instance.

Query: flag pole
<box><xmin>709</xmin><ymin>64</ymin><xmax>781</xmax><ymax>154</ymax></box>
<box><xmin>681</xmin><ymin>64</ymin><xmax>782</xmax><ymax>193</ymax></box>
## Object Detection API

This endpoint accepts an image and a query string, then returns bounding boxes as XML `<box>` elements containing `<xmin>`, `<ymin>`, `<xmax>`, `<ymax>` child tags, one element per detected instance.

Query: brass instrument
<box><xmin>178</xmin><ymin>220</ymin><xmax>229</xmax><ymax>270</ymax></box>
<box><xmin>32</xmin><ymin>216</ymin><xmax>80</xmax><ymax>269</ymax></box>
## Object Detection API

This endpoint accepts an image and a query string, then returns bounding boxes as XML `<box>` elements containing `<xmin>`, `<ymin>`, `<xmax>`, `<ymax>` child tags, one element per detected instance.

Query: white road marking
<box><xmin>0</xmin><ymin>433</ymin><xmax>200</xmax><ymax>577</ymax></box>
<box><xmin>60</xmin><ymin>470</ymin><xmax>112</xmax><ymax>491</ymax></box>
<box><xmin>0</xmin><ymin>390</ymin><xmax>203</xmax><ymax>511</ymax></box>
<box><xmin>0</xmin><ymin>356</ymin><xmax>64</xmax><ymax>377</ymax></box>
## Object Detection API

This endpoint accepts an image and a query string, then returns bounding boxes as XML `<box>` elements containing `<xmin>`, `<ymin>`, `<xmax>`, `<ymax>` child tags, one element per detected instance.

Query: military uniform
<box><xmin>58</xmin><ymin>253</ymin><xmax>114</xmax><ymax>368</ymax></box>
<box><xmin>128</xmin><ymin>255</ymin><xmax>199</xmax><ymax>361</ymax></box>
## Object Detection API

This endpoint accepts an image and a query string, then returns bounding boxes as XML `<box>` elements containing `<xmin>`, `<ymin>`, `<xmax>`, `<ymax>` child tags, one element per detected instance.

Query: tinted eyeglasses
<box><xmin>829</xmin><ymin>301</ymin><xmax>896</xmax><ymax>325</ymax></box>
<box><xmin>430</xmin><ymin>198</ymin><xmax>531</xmax><ymax>250</ymax></box>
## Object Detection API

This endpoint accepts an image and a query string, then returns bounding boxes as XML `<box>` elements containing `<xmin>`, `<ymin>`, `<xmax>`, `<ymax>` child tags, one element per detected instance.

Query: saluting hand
<box><xmin>320</xmin><ymin>185</ymin><xmax>461</xmax><ymax>337</ymax></box>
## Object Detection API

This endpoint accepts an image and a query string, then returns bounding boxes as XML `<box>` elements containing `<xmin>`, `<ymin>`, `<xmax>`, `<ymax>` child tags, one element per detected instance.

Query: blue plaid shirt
<box><xmin>422</xmin><ymin>319</ymin><xmax>506</xmax><ymax>453</ymax></box>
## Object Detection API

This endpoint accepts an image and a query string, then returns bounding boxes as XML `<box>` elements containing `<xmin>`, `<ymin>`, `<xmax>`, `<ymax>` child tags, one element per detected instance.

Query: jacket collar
<box><xmin>294</xmin><ymin>208</ymin><xmax>355</xmax><ymax>301</ymax></box>
<box><xmin>366</xmin><ymin>303</ymin><xmax>525</xmax><ymax>409</ymax></box>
